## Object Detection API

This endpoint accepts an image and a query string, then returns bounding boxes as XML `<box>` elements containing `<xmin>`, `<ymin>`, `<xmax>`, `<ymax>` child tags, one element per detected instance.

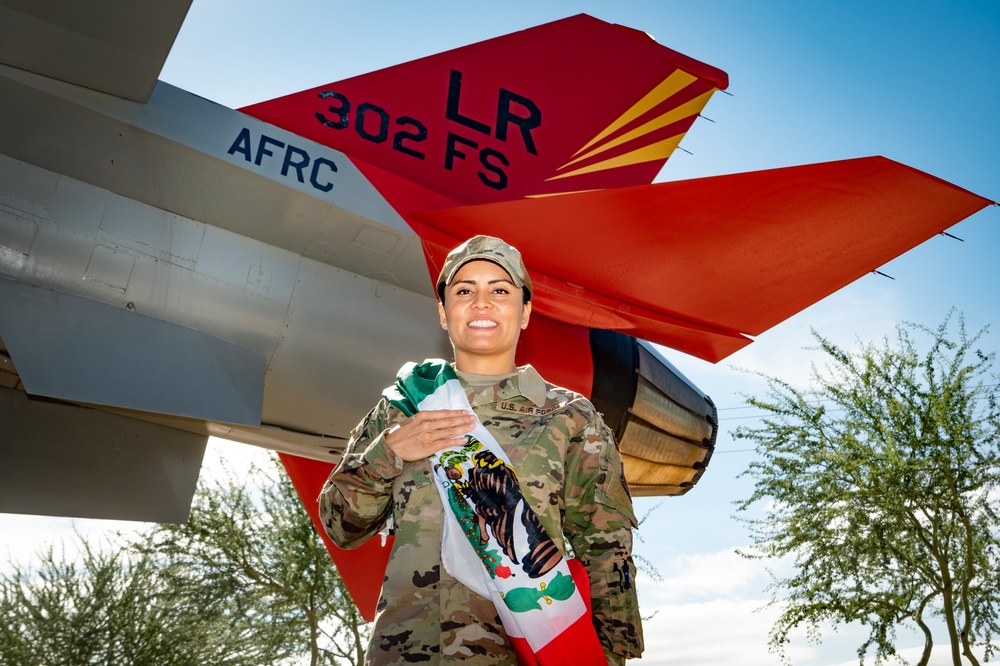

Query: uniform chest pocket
<box><xmin>500</xmin><ymin>412</ymin><xmax>559</xmax><ymax>471</ymax></box>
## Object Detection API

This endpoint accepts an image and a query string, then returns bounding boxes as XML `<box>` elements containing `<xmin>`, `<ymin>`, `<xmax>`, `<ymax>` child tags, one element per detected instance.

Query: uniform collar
<box><xmin>456</xmin><ymin>364</ymin><xmax>548</xmax><ymax>408</ymax></box>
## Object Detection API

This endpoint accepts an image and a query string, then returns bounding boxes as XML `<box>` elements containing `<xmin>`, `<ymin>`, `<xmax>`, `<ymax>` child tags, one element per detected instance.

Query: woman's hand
<box><xmin>384</xmin><ymin>410</ymin><xmax>477</xmax><ymax>462</ymax></box>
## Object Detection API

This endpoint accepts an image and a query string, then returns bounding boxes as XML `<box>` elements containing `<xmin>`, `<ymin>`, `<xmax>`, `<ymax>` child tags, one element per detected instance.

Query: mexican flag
<box><xmin>385</xmin><ymin>360</ymin><xmax>607</xmax><ymax>665</ymax></box>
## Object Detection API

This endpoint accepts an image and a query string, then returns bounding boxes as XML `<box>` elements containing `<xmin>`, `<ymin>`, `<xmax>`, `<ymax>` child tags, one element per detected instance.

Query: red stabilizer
<box><xmin>414</xmin><ymin>156</ymin><xmax>993</xmax><ymax>362</ymax></box>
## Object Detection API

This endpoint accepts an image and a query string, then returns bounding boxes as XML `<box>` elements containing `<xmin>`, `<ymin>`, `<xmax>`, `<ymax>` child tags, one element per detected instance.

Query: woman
<box><xmin>319</xmin><ymin>236</ymin><xmax>643</xmax><ymax>664</ymax></box>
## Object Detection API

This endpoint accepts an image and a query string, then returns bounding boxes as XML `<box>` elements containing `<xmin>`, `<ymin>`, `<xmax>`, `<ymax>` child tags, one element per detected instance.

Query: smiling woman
<box><xmin>437</xmin><ymin>248</ymin><xmax>532</xmax><ymax>375</ymax></box>
<box><xmin>318</xmin><ymin>236</ymin><xmax>644</xmax><ymax>664</ymax></box>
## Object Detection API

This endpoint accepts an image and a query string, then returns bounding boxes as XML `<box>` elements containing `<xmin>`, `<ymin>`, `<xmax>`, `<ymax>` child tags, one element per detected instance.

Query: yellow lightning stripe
<box><xmin>559</xmin><ymin>88</ymin><xmax>716</xmax><ymax>169</ymax></box>
<box><xmin>545</xmin><ymin>133</ymin><xmax>686</xmax><ymax>181</ymax></box>
<box><xmin>572</xmin><ymin>69</ymin><xmax>698</xmax><ymax>157</ymax></box>
<box><xmin>525</xmin><ymin>189</ymin><xmax>601</xmax><ymax>198</ymax></box>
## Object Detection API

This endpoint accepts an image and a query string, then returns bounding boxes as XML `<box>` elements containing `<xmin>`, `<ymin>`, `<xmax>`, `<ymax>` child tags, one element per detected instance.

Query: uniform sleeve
<box><xmin>318</xmin><ymin>397</ymin><xmax>406</xmax><ymax>549</ymax></box>
<box><xmin>562</xmin><ymin>400</ymin><xmax>644</xmax><ymax>663</ymax></box>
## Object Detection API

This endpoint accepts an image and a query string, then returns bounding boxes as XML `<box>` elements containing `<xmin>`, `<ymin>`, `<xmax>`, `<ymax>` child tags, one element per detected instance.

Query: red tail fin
<box><xmin>241</xmin><ymin>14</ymin><xmax>727</xmax><ymax>207</ymax></box>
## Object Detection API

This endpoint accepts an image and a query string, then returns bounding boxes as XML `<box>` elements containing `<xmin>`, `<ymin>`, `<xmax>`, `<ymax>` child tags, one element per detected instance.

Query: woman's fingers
<box><xmin>385</xmin><ymin>409</ymin><xmax>477</xmax><ymax>462</ymax></box>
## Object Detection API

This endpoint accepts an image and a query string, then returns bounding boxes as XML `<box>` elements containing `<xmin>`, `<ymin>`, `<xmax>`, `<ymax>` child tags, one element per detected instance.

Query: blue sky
<box><xmin>3</xmin><ymin>1</ymin><xmax>998</xmax><ymax>663</ymax></box>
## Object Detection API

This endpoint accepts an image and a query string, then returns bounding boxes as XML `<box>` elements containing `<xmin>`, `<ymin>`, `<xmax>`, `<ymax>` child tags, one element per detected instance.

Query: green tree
<box><xmin>0</xmin><ymin>452</ymin><xmax>370</xmax><ymax>665</ymax></box>
<box><xmin>734</xmin><ymin>314</ymin><xmax>1000</xmax><ymax>666</ymax></box>
<box><xmin>0</xmin><ymin>539</ymin><xmax>256</xmax><ymax>665</ymax></box>
<box><xmin>141</xmin><ymin>452</ymin><xmax>370</xmax><ymax>666</ymax></box>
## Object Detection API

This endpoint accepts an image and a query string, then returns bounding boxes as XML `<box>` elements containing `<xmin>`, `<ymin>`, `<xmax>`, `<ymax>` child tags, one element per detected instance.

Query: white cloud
<box><xmin>633</xmin><ymin>547</ymin><xmax>994</xmax><ymax>666</ymax></box>
<box><xmin>639</xmin><ymin>597</ymin><xmax>798</xmax><ymax>666</ymax></box>
<box><xmin>639</xmin><ymin>548</ymin><xmax>768</xmax><ymax>604</ymax></box>
<box><xmin>634</xmin><ymin>548</ymin><xmax>794</xmax><ymax>664</ymax></box>
<box><xmin>0</xmin><ymin>514</ymin><xmax>146</xmax><ymax>574</ymax></box>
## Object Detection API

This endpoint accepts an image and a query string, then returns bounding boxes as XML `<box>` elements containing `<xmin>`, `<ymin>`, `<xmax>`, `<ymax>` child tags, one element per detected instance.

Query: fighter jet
<box><xmin>0</xmin><ymin>1</ymin><xmax>991</xmax><ymax>617</ymax></box>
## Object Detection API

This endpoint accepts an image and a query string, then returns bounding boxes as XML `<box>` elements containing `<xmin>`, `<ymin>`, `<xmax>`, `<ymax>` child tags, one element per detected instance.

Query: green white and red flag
<box><xmin>385</xmin><ymin>360</ymin><xmax>606</xmax><ymax>665</ymax></box>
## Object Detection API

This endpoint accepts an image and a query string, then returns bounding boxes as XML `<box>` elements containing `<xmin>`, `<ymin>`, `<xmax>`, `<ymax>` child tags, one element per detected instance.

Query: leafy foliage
<box><xmin>0</xmin><ymin>452</ymin><xmax>370</xmax><ymax>665</ymax></box>
<box><xmin>141</xmin><ymin>453</ymin><xmax>370</xmax><ymax>666</ymax></box>
<box><xmin>0</xmin><ymin>538</ymin><xmax>265</xmax><ymax>665</ymax></box>
<box><xmin>735</xmin><ymin>313</ymin><xmax>1000</xmax><ymax>666</ymax></box>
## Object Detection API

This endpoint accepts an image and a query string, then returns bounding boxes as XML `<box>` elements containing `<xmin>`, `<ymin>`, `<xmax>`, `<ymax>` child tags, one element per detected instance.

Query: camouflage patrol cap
<box><xmin>437</xmin><ymin>235</ymin><xmax>533</xmax><ymax>302</ymax></box>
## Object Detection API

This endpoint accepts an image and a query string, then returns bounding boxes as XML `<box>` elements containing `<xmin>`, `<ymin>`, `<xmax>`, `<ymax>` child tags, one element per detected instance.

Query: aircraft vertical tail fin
<box><xmin>240</xmin><ymin>14</ymin><xmax>728</xmax><ymax>207</ymax></box>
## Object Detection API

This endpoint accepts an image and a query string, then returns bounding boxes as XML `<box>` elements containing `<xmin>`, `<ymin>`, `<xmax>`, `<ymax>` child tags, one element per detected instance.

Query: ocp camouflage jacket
<box><xmin>319</xmin><ymin>365</ymin><xmax>644</xmax><ymax>664</ymax></box>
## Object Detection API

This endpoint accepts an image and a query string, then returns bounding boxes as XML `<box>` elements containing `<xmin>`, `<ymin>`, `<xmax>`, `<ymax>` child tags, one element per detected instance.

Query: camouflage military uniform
<box><xmin>319</xmin><ymin>364</ymin><xmax>643</xmax><ymax>664</ymax></box>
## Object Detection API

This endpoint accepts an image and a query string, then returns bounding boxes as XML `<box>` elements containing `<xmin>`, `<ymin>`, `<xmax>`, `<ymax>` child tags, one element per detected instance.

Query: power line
<box><xmin>713</xmin><ymin>383</ymin><xmax>1000</xmax><ymax>422</ymax></box>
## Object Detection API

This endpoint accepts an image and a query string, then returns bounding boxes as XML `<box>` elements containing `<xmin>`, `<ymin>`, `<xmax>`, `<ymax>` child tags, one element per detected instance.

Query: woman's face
<box><xmin>438</xmin><ymin>260</ymin><xmax>531</xmax><ymax>372</ymax></box>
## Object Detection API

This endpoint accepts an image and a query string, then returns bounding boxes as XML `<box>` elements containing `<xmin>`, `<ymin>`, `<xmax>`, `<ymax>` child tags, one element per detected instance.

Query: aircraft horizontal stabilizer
<box><xmin>412</xmin><ymin>156</ymin><xmax>993</xmax><ymax>362</ymax></box>
<box><xmin>0</xmin><ymin>0</ymin><xmax>192</xmax><ymax>102</ymax></box>
<box><xmin>0</xmin><ymin>386</ymin><xmax>206</xmax><ymax>522</ymax></box>
<box><xmin>0</xmin><ymin>277</ymin><xmax>265</xmax><ymax>424</ymax></box>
